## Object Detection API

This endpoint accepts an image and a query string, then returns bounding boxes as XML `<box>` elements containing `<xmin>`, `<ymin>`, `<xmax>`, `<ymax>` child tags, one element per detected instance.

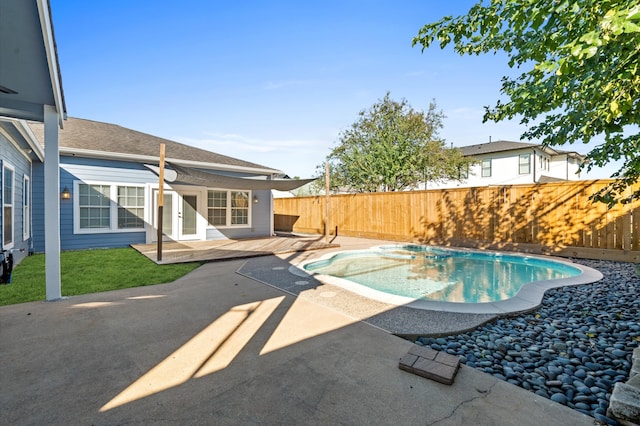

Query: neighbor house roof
<box><xmin>460</xmin><ymin>141</ymin><xmax>539</xmax><ymax>156</ymax></box>
<box><xmin>460</xmin><ymin>140</ymin><xmax>584</xmax><ymax>160</ymax></box>
<box><xmin>29</xmin><ymin>117</ymin><xmax>282</xmax><ymax>175</ymax></box>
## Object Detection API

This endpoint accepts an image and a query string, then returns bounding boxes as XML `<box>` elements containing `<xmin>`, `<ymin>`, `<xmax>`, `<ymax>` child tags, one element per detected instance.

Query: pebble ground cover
<box><xmin>415</xmin><ymin>259</ymin><xmax>639</xmax><ymax>425</ymax></box>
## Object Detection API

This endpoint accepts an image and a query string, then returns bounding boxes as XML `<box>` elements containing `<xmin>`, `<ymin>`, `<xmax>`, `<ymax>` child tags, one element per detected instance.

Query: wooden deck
<box><xmin>131</xmin><ymin>235</ymin><xmax>339</xmax><ymax>264</ymax></box>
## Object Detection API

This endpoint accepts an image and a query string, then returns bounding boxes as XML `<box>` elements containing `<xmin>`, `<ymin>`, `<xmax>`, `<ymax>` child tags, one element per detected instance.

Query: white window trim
<box><xmin>23</xmin><ymin>175</ymin><xmax>30</xmax><ymax>240</ymax></box>
<box><xmin>481</xmin><ymin>159</ymin><xmax>492</xmax><ymax>178</ymax></box>
<box><xmin>206</xmin><ymin>188</ymin><xmax>252</xmax><ymax>228</ymax></box>
<box><xmin>2</xmin><ymin>162</ymin><xmax>15</xmax><ymax>249</ymax></box>
<box><xmin>116</xmin><ymin>185</ymin><xmax>146</xmax><ymax>230</ymax></box>
<box><xmin>518</xmin><ymin>154</ymin><xmax>531</xmax><ymax>175</ymax></box>
<box><xmin>73</xmin><ymin>180</ymin><xmax>147</xmax><ymax>234</ymax></box>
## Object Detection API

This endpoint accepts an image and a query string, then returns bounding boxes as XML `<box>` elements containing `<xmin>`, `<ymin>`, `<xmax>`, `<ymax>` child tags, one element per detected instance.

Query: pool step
<box><xmin>399</xmin><ymin>345</ymin><xmax>461</xmax><ymax>385</ymax></box>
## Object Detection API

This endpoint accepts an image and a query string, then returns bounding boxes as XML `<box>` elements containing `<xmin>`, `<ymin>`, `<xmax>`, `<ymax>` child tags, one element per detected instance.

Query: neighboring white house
<box><xmin>427</xmin><ymin>140</ymin><xmax>585</xmax><ymax>189</ymax></box>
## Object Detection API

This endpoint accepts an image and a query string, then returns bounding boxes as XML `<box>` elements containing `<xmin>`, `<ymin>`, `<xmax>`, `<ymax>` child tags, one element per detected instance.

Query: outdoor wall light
<box><xmin>253</xmin><ymin>195</ymin><xmax>259</xmax><ymax>204</ymax></box>
<box><xmin>61</xmin><ymin>187</ymin><xmax>71</xmax><ymax>200</ymax></box>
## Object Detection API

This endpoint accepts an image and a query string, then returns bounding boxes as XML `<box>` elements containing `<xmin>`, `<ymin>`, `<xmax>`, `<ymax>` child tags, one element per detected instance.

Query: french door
<box><xmin>152</xmin><ymin>189</ymin><xmax>201</xmax><ymax>241</ymax></box>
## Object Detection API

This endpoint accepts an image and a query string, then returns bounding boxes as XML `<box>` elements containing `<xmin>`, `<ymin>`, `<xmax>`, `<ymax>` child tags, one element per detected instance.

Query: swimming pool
<box><xmin>295</xmin><ymin>245</ymin><xmax>603</xmax><ymax>314</ymax></box>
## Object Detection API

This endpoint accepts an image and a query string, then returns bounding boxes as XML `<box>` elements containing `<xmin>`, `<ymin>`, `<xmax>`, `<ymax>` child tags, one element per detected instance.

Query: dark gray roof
<box><xmin>29</xmin><ymin>117</ymin><xmax>279</xmax><ymax>173</ymax></box>
<box><xmin>459</xmin><ymin>140</ymin><xmax>540</xmax><ymax>156</ymax></box>
<box><xmin>537</xmin><ymin>175</ymin><xmax>568</xmax><ymax>183</ymax></box>
<box><xmin>459</xmin><ymin>140</ymin><xmax>585</xmax><ymax>161</ymax></box>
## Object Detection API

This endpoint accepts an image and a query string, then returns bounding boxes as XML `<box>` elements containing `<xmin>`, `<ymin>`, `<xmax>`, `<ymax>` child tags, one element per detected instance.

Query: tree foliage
<box><xmin>413</xmin><ymin>0</ymin><xmax>640</xmax><ymax>205</ymax></box>
<box><xmin>320</xmin><ymin>93</ymin><xmax>472</xmax><ymax>192</ymax></box>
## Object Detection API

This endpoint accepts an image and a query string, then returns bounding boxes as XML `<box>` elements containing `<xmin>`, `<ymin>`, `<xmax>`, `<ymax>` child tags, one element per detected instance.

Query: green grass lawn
<box><xmin>0</xmin><ymin>248</ymin><xmax>203</xmax><ymax>306</ymax></box>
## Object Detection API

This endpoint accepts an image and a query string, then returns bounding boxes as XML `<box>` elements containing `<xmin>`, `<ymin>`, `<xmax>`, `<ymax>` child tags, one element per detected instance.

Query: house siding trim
<box><xmin>23</xmin><ymin>175</ymin><xmax>31</xmax><ymax>241</ymax></box>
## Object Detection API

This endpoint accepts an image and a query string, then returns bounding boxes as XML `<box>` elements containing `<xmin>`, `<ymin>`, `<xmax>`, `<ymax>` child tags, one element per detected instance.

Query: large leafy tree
<box><xmin>321</xmin><ymin>93</ymin><xmax>472</xmax><ymax>192</ymax></box>
<box><xmin>413</xmin><ymin>1</ymin><xmax>640</xmax><ymax>205</ymax></box>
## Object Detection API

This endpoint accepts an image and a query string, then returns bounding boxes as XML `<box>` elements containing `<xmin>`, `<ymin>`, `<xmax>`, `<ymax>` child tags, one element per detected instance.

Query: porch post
<box><xmin>156</xmin><ymin>144</ymin><xmax>165</xmax><ymax>262</ymax></box>
<box><xmin>43</xmin><ymin>104</ymin><xmax>62</xmax><ymax>300</ymax></box>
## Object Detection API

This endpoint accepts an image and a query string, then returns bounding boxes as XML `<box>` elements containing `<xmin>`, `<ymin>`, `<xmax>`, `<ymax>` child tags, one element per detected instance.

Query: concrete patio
<box><xmin>0</xmin><ymin>241</ymin><xmax>594</xmax><ymax>425</ymax></box>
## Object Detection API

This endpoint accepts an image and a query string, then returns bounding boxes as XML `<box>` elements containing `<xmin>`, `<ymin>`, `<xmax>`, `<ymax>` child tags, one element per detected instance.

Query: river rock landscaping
<box><xmin>414</xmin><ymin>259</ymin><xmax>640</xmax><ymax>425</ymax></box>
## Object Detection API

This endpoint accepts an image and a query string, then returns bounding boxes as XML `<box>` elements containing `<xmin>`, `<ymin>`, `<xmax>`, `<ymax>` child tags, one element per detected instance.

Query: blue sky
<box><xmin>51</xmin><ymin>1</ymin><xmax>616</xmax><ymax>179</ymax></box>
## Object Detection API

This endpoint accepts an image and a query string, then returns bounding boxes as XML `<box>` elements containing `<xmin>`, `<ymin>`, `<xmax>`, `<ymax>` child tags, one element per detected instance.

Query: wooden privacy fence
<box><xmin>274</xmin><ymin>180</ymin><xmax>640</xmax><ymax>263</ymax></box>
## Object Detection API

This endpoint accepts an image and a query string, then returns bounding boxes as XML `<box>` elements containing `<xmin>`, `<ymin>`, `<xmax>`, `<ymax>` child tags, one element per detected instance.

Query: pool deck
<box><xmin>239</xmin><ymin>253</ymin><xmax>498</xmax><ymax>338</ymax></box>
<box><xmin>0</xmin><ymin>241</ymin><xmax>594</xmax><ymax>425</ymax></box>
<box><xmin>237</xmin><ymin>236</ymin><xmax>602</xmax><ymax>337</ymax></box>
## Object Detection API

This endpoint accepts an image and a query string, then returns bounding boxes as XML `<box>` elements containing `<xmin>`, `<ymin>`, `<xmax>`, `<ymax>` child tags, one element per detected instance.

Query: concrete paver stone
<box><xmin>399</xmin><ymin>344</ymin><xmax>461</xmax><ymax>385</ymax></box>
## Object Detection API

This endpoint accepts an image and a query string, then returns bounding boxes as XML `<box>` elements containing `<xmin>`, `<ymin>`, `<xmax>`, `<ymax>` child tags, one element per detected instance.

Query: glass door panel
<box><xmin>153</xmin><ymin>189</ymin><xmax>176</xmax><ymax>241</ymax></box>
<box><xmin>163</xmin><ymin>192</ymin><xmax>174</xmax><ymax>236</ymax></box>
<box><xmin>180</xmin><ymin>194</ymin><xmax>198</xmax><ymax>238</ymax></box>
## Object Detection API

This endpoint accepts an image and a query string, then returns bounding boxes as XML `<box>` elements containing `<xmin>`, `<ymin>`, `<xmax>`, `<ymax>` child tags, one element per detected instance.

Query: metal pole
<box><xmin>157</xmin><ymin>144</ymin><xmax>165</xmax><ymax>261</ymax></box>
<box><xmin>325</xmin><ymin>162</ymin><xmax>330</xmax><ymax>243</ymax></box>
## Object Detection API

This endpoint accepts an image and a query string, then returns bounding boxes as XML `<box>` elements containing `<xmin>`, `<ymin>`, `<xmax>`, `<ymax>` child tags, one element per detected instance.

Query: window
<box><xmin>117</xmin><ymin>186</ymin><xmax>145</xmax><ymax>228</ymax></box>
<box><xmin>481</xmin><ymin>159</ymin><xmax>492</xmax><ymax>177</ymax></box>
<box><xmin>207</xmin><ymin>190</ymin><xmax>227</xmax><ymax>226</ymax></box>
<box><xmin>75</xmin><ymin>182</ymin><xmax>146</xmax><ymax>233</ymax></box>
<box><xmin>231</xmin><ymin>191</ymin><xmax>249</xmax><ymax>225</ymax></box>
<box><xmin>23</xmin><ymin>176</ymin><xmax>30</xmax><ymax>240</ymax></box>
<box><xmin>519</xmin><ymin>154</ymin><xmax>531</xmax><ymax>175</ymax></box>
<box><xmin>207</xmin><ymin>190</ymin><xmax>250</xmax><ymax>227</ymax></box>
<box><xmin>79</xmin><ymin>184</ymin><xmax>111</xmax><ymax>229</ymax></box>
<box><xmin>458</xmin><ymin>164</ymin><xmax>469</xmax><ymax>180</ymax></box>
<box><xmin>2</xmin><ymin>163</ymin><xmax>14</xmax><ymax>248</ymax></box>
<box><xmin>538</xmin><ymin>154</ymin><xmax>549</xmax><ymax>171</ymax></box>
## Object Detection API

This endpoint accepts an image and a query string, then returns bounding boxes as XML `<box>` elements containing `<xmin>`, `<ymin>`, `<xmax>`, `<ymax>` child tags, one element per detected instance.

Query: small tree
<box><xmin>413</xmin><ymin>1</ymin><xmax>640</xmax><ymax>205</ymax></box>
<box><xmin>319</xmin><ymin>93</ymin><xmax>473</xmax><ymax>192</ymax></box>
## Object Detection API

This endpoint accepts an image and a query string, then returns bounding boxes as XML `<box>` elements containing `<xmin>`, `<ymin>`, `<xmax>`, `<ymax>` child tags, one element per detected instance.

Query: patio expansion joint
<box><xmin>399</xmin><ymin>344</ymin><xmax>461</xmax><ymax>385</ymax></box>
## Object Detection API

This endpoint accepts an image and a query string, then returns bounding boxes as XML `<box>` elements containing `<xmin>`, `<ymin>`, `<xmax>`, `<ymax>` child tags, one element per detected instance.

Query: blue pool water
<box><xmin>303</xmin><ymin>245</ymin><xmax>582</xmax><ymax>304</ymax></box>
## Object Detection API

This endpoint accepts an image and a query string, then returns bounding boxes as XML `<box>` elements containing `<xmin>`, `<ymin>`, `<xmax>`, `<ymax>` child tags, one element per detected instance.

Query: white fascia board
<box><xmin>541</xmin><ymin>146</ymin><xmax>585</xmax><ymax>161</ymax></box>
<box><xmin>538</xmin><ymin>146</ymin><xmax>560</xmax><ymax>156</ymax></box>
<box><xmin>16</xmin><ymin>120</ymin><xmax>45</xmax><ymax>161</ymax></box>
<box><xmin>36</xmin><ymin>0</ymin><xmax>65</xmax><ymax>127</ymax></box>
<box><xmin>0</xmin><ymin>121</ymin><xmax>44</xmax><ymax>162</ymax></box>
<box><xmin>58</xmin><ymin>147</ymin><xmax>284</xmax><ymax>177</ymax></box>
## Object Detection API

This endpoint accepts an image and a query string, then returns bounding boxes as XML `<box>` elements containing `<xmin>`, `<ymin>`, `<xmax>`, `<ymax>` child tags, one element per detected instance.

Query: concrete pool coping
<box><xmin>288</xmin><ymin>245</ymin><xmax>604</xmax><ymax>315</ymax></box>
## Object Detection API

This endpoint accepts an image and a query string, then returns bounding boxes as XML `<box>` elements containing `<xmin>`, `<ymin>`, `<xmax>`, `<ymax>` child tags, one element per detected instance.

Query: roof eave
<box><xmin>36</xmin><ymin>0</ymin><xmax>66</xmax><ymax>127</ymax></box>
<box><xmin>59</xmin><ymin>147</ymin><xmax>284</xmax><ymax>176</ymax></box>
<box><xmin>16</xmin><ymin>119</ymin><xmax>45</xmax><ymax>161</ymax></box>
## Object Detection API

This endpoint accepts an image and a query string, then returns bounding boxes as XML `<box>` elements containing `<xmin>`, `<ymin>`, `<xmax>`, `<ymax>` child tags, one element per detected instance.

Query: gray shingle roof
<box><xmin>459</xmin><ymin>140</ymin><xmax>585</xmax><ymax>160</ymax></box>
<box><xmin>459</xmin><ymin>140</ymin><xmax>540</xmax><ymax>156</ymax></box>
<box><xmin>29</xmin><ymin>117</ymin><xmax>280</xmax><ymax>173</ymax></box>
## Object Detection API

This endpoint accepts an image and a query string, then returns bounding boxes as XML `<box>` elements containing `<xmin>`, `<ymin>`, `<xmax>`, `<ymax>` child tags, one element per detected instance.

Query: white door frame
<box><xmin>177</xmin><ymin>189</ymin><xmax>201</xmax><ymax>240</ymax></box>
<box><xmin>148</xmin><ymin>185</ymin><xmax>207</xmax><ymax>242</ymax></box>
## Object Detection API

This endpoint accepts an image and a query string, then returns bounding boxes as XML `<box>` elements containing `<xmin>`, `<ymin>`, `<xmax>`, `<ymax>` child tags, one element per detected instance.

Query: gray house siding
<box><xmin>33</xmin><ymin>157</ymin><xmax>153</xmax><ymax>252</ymax></box>
<box><xmin>31</xmin><ymin>162</ymin><xmax>44</xmax><ymax>254</ymax></box>
<box><xmin>1</xmin><ymin>135</ymin><xmax>33</xmax><ymax>265</ymax></box>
